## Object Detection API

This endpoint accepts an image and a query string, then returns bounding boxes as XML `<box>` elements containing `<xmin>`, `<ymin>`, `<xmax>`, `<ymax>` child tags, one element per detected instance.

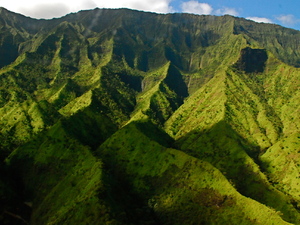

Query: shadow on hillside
<box><xmin>0</xmin><ymin>162</ymin><xmax>31</xmax><ymax>225</ymax></box>
<box><xmin>61</xmin><ymin>108</ymin><xmax>118</xmax><ymax>150</ymax></box>
<box><xmin>164</xmin><ymin>64</ymin><xmax>189</xmax><ymax>99</ymax></box>
<box><xmin>175</xmin><ymin>120</ymin><xmax>297</xmax><ymax>223</ymax></box>
<box><xmin>234</xmin><ymin>47</ymin><xmax>268</xmax><ymax>73</ymax></box>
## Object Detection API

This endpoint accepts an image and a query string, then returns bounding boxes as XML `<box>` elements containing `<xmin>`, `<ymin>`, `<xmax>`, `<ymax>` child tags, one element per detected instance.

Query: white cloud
<box><xmin>276</xmin><ymin>14</ymin><xmax>299</xmax><ymax>26</ymax></box>
<box><xmin>0</xmin><ymin>0</ymin><xmax>173</xmax><ymax>19</ymax></box>
<box><xmin>181</xmin><ymin>1</ymin><xmax>213</xmax><ymax>15</ymax></box>
<box><xmin>17</xmin><ymin>3</ymin><xmax>71</xmax><ymax>19</ymax></box>
<box><xmin>94</xmin><ymin>0</ymin><xmax>173</xmax><ymax>14</ymax></box>
<box><xmin>246</xmin><ymin>17</ymin><xmax>273</xmax><ymax>24</ymax></box>
<box><xmin>180</xmin><ymin>2</ymin><xmax>238</xmax><ymax>17</ymax></box>
<box><xmin>215</xmin><ymin>7</ymin><xmax>238</xmax><ymax>16</ymax></box>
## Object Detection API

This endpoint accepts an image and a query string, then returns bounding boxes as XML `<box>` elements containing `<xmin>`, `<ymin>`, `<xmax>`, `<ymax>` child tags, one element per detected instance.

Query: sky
<box><xmin>1</xmin><ymin>0</ymin><xmax>300</xmax><ymax>30</ymax></box>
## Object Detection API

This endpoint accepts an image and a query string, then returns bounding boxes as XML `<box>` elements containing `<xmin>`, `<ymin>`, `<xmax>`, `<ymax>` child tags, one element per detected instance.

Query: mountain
<box><xmin>0</xmin><ymin>7</ymin><xmax>300</xmax><ymax>224</ymax></box>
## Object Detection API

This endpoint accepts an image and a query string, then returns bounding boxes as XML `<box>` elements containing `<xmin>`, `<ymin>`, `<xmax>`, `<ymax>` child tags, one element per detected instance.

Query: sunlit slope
<box><xmin>0</xmin><ymin>7</ymin><xmax>300</xmax><ymax>225</ymax></box>
<box><xmin>5</xmin><ymin>106</ymin><xmax>122</xmax><ymax>224</ymax></box>
<box><xmin>234</xmin><ymin>18</ymin><xmax>300</xmax><ymax>67</ymax></box>
<box><xmin>1</xmin><ymin>8</ymin><xmax>300</xmax><ymax>137</ymax></box>
<box><xmin>6</xmin><ymin>122</ymin><xmax>120</xmax><ymax>225</ymax></box>
<box><xmin>5</xmin><ymin>119</ymin><xmax>294</xmax><ymax>225</ymax></box>
<box><xmin>0</xmin><ymin>20</ymin><xmax>132</xmax><ymax>147</ymax></box>
<box><xmin>0</xmin><ymin>12</ymin><xmax>243</xmax><ymax>137</ymax></box>
<box><xmin>260</xmin><ymin>134</ymin><xmax>300</xmax><ymax>201</ymax></box>
<box><xmin>0</xmin><ymin>87</ymin><xmax>58</xmax><ymax>152</ymax></box>
<box><xmin>165</xmin><ymin>48</ymin><xmax>300</xmax><ymax>223</ymax></box>
<box><xmin>262</xmin><ymin>61</ymin><xmax>300</xmax><ymax>136</ymax></box>
<box><xmin>98</xmin><ymin>121</ymin><xmax>291</xmax><ymax>225</ymax></box>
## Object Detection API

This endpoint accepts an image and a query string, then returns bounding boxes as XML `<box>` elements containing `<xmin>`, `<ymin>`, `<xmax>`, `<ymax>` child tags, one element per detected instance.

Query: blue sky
<box><xmin>1</xmin><ymin>0</ymin><xmax>300</xmax><ymax>30</ymax></box>
<box><xmin>172</xmin><ymin>1</ymin><xmax>300</xmax><ymax>30</ymax></box>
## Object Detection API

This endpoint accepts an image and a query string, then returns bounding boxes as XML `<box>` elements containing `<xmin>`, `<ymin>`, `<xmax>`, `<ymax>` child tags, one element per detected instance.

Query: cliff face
<box><xmin>0</xmin><ymin>7</ymin><xmax>300</xmax><ymax>225</ymax></box>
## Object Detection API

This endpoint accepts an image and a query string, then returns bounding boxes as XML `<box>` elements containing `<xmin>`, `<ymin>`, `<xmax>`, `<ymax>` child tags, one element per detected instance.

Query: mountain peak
<box><xmin>0</xmin><ymin>8</ymin><xmax>300</xmax><ymax>225</ymax></box>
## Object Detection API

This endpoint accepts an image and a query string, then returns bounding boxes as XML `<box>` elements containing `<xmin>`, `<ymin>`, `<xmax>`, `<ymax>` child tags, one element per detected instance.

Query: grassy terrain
<box><xmin>98</xmin><ymin>121</ymin><xmax>292</xmax><ymax>224</ymax></box>
<box><xmin>0</xmin><ymin>7</ymin><xmax>300</xmax><ymax>225</ymax></box>
<box><xmin>6</xmin><ymin>122</ymin><xmax>117</xmax><ymax>225</ymax></box>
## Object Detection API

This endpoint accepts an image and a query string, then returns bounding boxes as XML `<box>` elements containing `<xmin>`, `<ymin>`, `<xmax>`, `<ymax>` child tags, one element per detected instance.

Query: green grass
<box><xmin>6</xmin><ymin>122</ymin><xmax>119</xmax><ymax>225</ymax></box>
<box><xmin>260</xmin><ymin>133</ymin><xmax>300</xmax><ymax>203</ymax></box>
<box><xmin>1</xmin><ymin>8</ymin><xmax>300</xmax><ymax>225</ymax></box>
<box><xmin>98</xmin><ymin>120</ymin><xmax>292</xmax><ymax>224</ymax></box>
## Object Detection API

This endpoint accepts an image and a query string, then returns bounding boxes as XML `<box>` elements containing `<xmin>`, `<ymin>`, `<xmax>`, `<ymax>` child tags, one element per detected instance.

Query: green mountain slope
<box><xmin>98</xmin><ymin>121</ymin><xmax>291</xmax><ymax>224</ymax></box>
<box><xmin>7</xmin><ymin>121</ymin><xmax>118</xmax><ymax>225</ymax></box>
<box><xmin>0</xmin><ymin>7</ymin><xmax>300</xmax><ymax>224</ymax></box>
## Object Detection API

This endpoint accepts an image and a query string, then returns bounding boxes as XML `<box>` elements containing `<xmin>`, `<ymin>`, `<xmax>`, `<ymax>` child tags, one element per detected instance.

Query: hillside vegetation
<box><xmin>0</xmin><ymin>7</ymin><xmax>299</xmax><ymax>224</ymax></box>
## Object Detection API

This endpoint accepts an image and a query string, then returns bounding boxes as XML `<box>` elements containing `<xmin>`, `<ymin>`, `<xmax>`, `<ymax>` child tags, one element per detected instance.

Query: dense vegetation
<box><xmin>0</xmin><ymin>7</ymin><xmax>300</xmax><ymax>224</ymax></box>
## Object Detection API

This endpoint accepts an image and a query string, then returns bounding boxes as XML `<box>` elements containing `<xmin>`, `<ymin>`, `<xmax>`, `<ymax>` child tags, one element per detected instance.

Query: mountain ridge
<box><xmin>0</xmin><ymin>7</ymin><xmax>299</xmax><ymax>224</ymax></box>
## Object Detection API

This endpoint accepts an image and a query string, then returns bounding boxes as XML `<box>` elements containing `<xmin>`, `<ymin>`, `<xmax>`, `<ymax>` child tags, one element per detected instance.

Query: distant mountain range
<box><xmin>0</xmin><ymin>7</ymin><xmax>300</xmax><ymax>224</ymax></box>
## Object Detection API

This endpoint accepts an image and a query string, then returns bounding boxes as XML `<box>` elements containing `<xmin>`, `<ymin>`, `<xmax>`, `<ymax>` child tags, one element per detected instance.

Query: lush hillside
<box><xmin>0</xmin><ymin>7</ymin><xmax>300</xmax><ymax>224</ymax></box>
